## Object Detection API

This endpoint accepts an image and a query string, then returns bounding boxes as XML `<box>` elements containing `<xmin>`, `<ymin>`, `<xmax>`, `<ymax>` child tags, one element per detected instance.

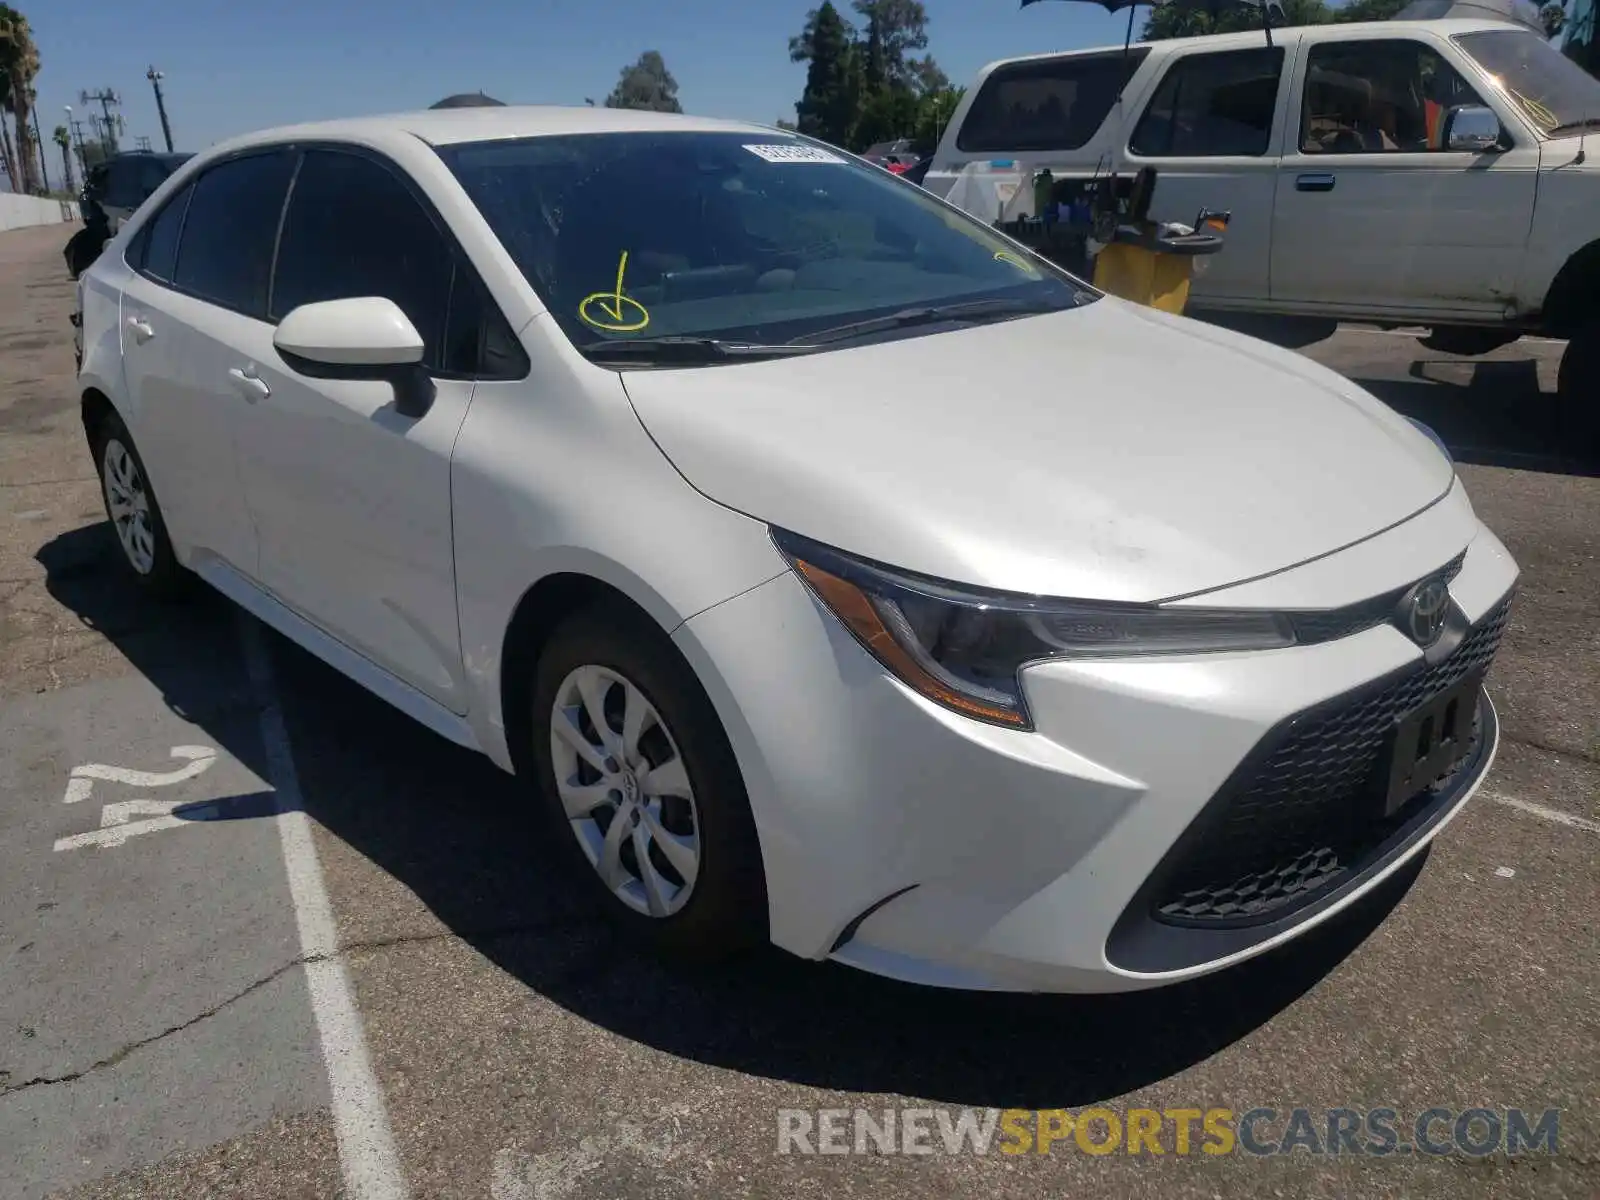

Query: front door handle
<box><xmin>227</xmin><ymin>366</ymin><xmax>271</xmax><ymax>402</ymax></box>
<box><xmin>1296</xmin><ymin>173</ymin><xmax>1336</xmax><ymax>193</ymax></box>
<box><xmin>125</xmin><ymin>315</ymin><xmax>155</xmax><ymax>343</ymax></box>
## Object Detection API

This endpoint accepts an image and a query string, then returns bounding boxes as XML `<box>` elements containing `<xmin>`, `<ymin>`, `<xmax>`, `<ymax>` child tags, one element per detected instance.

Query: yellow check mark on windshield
<box><xmin>579</xmin><ymin>251</ymin><xmax>651</xmax><ymax>333</ymax></box>
<box><xmin>596</xmin><ymin>251</ymin><xmax>630</xmax><ymax>321</ymax></box>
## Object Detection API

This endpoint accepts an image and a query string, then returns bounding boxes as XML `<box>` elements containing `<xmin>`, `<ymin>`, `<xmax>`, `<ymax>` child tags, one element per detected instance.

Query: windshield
<box><xmin>437</xmin><ymin>131</ymin><xmax>1092</xmax><ymax>362</ymax></box>
<box><xmin>1455</xmin><ymin>29</ymin><xmax>1600</xmax><ymax>135</ymax></box>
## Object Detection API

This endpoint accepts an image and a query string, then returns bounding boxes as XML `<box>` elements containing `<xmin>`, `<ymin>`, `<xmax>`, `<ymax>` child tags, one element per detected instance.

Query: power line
<box><xmin>79</xmin><ymin>88</ymin><xmax>122</xmax><ymax>156</ymax></box>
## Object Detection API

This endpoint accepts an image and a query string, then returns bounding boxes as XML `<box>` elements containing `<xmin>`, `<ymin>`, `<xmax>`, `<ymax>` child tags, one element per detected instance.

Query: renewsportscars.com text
<box><xmin>777</xmin><ymin>1106</ymin><xmax>1560</xmax><ymax>1157</ymax></box>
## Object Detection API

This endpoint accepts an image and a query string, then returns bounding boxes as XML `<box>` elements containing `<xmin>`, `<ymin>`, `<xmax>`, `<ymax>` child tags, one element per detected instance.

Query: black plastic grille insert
<box><xmin>1152</xmin><ymin>596</ymin><xmax>1511</xmax><ymax>926</ymax></box>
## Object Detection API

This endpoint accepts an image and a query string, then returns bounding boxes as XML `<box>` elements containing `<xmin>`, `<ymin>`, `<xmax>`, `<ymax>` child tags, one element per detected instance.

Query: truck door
<box><xmin>1270</xmin><ymin>32</ymin><xmax>1540</xmax><ymax>318</ymax></box>
<box><xmin>1123</xmin><ymin>39</ymin><xmax>1293</xmax><ymax>306</ymax></box>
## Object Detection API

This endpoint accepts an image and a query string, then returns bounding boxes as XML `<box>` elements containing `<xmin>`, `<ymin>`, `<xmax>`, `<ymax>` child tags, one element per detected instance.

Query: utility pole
<box><xmin>31</xmin><ymin>107</ymin><xmax>51</xmax><ymax>193</ymax></box>
<box><xmin>67</xmin><ymin>110</ymin><xmax>91</xmax><ymax>169</ymax></box>
<box><xmin>80</xmin><ymin>89</ymin><xmax>122</xmax><ymax>156</ymax></box>
<box><xmin>146</xmin><ymin>67</ymin><xmax>175</xmax><ymax>152</ymax></box>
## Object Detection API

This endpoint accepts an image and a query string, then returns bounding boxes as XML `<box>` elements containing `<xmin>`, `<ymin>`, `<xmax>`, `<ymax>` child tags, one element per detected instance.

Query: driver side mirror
<box><xmin>273</xmin><ymin>297</ymin><xmax>435</xmax><ymax>419</ymax></box>
<box><xmin>1444</xmin><ymin>105</ymin><xmax>1504</xmax><ymax>153</ymax></box>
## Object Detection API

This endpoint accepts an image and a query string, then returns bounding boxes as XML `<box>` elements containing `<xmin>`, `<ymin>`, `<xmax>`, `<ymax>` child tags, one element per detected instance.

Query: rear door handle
<box><xmin>228</xmin><ymin>366</ymin><xmax>271</xmax><ymax>401</ymax></box>
<box><xmin>125</xmin><ymin>315</ymin><xmax>155</xmax><ymax>343</ymax></box>
<box><xmin>1296</xmin><ymin>173</ymin><xmax>1336</xmax><ymax>193</ymax></box>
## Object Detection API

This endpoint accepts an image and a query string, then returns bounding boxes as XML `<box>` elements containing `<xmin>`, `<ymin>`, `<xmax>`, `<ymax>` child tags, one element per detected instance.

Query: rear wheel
<box><xmin>91</xmin><ymin>412</ymin><xmax>189</xmax><ymax>597</ymax></box>
<box><xmin>529</xmin><ymin>602</ymin><xmax>767</xmax><ymax>961</ymax></box>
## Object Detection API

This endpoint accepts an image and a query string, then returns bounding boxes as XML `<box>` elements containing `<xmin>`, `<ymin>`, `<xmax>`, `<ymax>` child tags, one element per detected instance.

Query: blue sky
<box><xmin>30</xmin><ymin>0</ymin><xmax>1144</xmax><ymax>159</ymax></box>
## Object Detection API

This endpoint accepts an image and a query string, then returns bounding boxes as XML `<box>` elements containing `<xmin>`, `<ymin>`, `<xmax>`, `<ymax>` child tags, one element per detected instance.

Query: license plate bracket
<box><xmin>1383</xmin><ymin>673</ymin><xmax>1483</xmax><ymax>817</ymax></box>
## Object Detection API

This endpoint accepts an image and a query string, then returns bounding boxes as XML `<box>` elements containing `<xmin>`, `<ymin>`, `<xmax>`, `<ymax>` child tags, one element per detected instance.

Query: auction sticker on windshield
<box><xmin>743</xmin><ymin>143</ymin><xmax>847</xmax><ymax>164</ymax></box>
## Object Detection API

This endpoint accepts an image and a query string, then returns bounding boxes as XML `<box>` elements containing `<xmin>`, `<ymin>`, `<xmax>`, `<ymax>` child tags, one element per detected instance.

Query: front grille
<box><xmin>1152</xmin><ymin>596</ymin><xmax>1511</xmax><ymax>926</ymax></box>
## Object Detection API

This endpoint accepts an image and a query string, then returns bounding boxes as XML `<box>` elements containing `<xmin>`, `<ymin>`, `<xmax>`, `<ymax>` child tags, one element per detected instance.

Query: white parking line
<box><xmin>239</xmin><ymin>615</ymin><xmax>410</xmax><ymax>1200</ymax></box>
<box><xmin>1484</xmin><ymin>791</ymin><xmax>1600</xmax><ymax>835</ymax></box>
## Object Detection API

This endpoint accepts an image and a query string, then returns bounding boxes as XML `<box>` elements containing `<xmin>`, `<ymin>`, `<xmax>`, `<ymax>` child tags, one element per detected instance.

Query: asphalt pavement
<box><xmin>1</xmin><ymin>223</ymin><xmax>1595</xmax><ymax>1199</ymax></box>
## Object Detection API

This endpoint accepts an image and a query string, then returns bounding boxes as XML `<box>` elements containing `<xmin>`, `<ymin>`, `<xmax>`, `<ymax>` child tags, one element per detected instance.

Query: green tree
<box><xmin>854</xmin><ymin>82</ymin><xmax>920</xmax><ymax>148</ymax></box>
<box><xmin>0</xmin><ymin>4</ymin><xmax>40</xmax><ymax>193</ymax></box>
<box><xmin>790</xmin><ymin>0</ymin><xmax>948</xmax><ymax>152</ymax></box>
<box><xmin>1143</xmin><ymin>0</ymin><xmax>1329</xmax><ymax>39</ymax></box>
<box><xmin>795</xmin><ymin>1</ymin><xmax>861</xmax><ymax>146</ymax></box>
<box><xmin>1329</xmin><ymin>0</ymin><xmax>1408</xmax><ymax>19</ymax></box>
<box><xmin>790</xmin><ymin>4</ymin><xmax>857</xmax><ymax>63</ymax></box>
<box><xmin>52</xmin><ymin>120</ymin><xmax>70</xmax><ymax>192</ymax></box>
<box><xmin>912</xmin><ymin>85</ymin><xmax>963</xmax><ymax>152</ymax></box>
<box><xmin>851</xmin><ymin>0</ymin><xmax>935</xmax><ymax>89</ymax></box>
<box><xmin>604</xmin><ymin>50</ymin><xmax>683</xmax><ymax>113</ymax></box>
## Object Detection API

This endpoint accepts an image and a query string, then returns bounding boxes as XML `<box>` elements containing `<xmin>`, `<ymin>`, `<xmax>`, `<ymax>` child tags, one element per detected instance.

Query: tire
<box><xmin>90</xmin><ymin>411</ymin><xmax>190</xmax><ymax>598</ymax></box>
<box><xmin>529</xmin><ymin>601</ymin><xmax>767</xmax><ymax>961</ymax></box>
<box><xmin>1557</xmin><ymin>327</ymin><xmax>1600</xmax><ymax>454</ymax></box>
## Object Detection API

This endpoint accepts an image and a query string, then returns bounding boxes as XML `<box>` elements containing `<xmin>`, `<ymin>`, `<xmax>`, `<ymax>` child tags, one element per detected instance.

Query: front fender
<box><xmin>450</xmin><ymin>340</ymin><xmax>789</xmax><ymax>770</ymax></box>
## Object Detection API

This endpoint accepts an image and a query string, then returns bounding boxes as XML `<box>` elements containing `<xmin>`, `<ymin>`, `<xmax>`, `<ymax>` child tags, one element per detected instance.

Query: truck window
<box><xmin>956</xmin><ymin>50</ymin><xmax>1149</xmax><ymax>154</ymax></box>
<box><xmin>1129</xmin><ymin>48</ymin><xmax>1285</xmax><ymax>157</ymax></box>
<box><xmin>1301</xmin><ymin>40</ymin><xmax>1486</xmax><ymax>154</ymax></box>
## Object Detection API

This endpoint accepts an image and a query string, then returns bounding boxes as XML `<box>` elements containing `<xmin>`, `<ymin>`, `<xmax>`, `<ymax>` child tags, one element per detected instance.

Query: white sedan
<box><xmin>75</xmin><ymin>106</ymin><xmax>1518</xmax><ymax>992</ymax></box>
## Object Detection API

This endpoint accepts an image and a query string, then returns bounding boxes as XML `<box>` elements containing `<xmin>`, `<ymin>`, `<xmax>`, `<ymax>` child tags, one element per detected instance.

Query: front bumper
<box><xmin>672</xmin><ymin>512</ymin><xmax>1519</xmax><ymax>993</ymax></box>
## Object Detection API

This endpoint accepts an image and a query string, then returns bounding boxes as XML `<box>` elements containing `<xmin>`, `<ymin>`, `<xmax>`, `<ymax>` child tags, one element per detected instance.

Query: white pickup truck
<box><xmin>925</xmin><ymin>19</ymin><xmax>1600</xmax><ymax>410</ymax></box>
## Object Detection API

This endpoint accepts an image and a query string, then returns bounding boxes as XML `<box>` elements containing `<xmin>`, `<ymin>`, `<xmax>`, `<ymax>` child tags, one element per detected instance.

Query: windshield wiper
<box><xmin>1545</xmin><ymin>117</ymin><xmax>1600</xmax><ymax>136</ymax></box>
<box><xmin>792</xmin><ymin>296</ymin><xmax>1069</xmax><ymax>347</ymax></box>
<box><xmin>579</xmin><ymin>336</ymin><xmax>820</xmax><ymax>363</ymax></box>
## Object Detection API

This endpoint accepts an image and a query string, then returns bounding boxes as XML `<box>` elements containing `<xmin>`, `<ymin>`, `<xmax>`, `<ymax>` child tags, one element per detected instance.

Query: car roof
<box><xmin>973</xmin><ymin>17</ymin><xmax>1529</xmax><ymax>72</ymax></box>
<box><xmin>202</xmin><ymin>105</ymin><xmax>782</xmax><ymax>158</ymax></box>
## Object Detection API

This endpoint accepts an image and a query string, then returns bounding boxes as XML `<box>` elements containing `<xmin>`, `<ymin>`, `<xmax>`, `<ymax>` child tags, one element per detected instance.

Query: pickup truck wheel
<box><xmin>1557</xmin><ymin>329</ymin><xmax>1599</xmax><ymax>452</ymax></box>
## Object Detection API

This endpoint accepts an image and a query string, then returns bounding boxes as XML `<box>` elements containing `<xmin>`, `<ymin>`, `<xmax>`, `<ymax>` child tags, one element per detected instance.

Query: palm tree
<box><xmin>0</xmin><ymin>57</ymin><xmax>16</xmax><ymax>189</ymax></box>
<box><xmin>0</xmin><ymin>5</ymin><xmax>41</xmax><ymax>193</ymax></box>
<box><xmin>52</xmin><ymin>121</ymin><xmax>70</xmax><ymax>192</ymax></box>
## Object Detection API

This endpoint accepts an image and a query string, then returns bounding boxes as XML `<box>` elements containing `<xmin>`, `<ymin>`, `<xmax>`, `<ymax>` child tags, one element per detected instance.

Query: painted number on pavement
<box><xmin>53</xmin><ymin>745</ymin><xmax>221</xmax><ymax>851</ymax></box>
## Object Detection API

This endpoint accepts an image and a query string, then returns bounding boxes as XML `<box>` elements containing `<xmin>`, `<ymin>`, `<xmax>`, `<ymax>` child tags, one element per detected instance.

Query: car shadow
<box><xmin>1355</xmin><ymin>361</ymin><xmax>1598</xmax><ymax>479</ymax></box>
<box><xmin>37</xmin><ymin>523</ymin><xmax>1423</xmax><ymax>1110</ymax></box>
<box><xmin>1196</xmin><ymin>315</ymin><xmax>1596</xmax><ymax>478</ymax></box>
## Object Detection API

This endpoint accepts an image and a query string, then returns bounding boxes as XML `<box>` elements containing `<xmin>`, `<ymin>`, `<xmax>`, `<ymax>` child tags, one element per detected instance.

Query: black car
<box><xmin>82</xmin><ymin>151</ymin><xmax>194</xmax><ymax>231</ymax></box>
<box><xmin>66</xmin><ymin>151</ymin><xmax>193</xmax><ymax>280</ymax></box>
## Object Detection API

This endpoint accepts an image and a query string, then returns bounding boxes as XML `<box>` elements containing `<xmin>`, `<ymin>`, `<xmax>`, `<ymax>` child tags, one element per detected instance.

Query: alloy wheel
<box><xmin>102</xmin><ymin>439</ymin><xmax>156</xmax><ymax>575</ymax></box>
<box><xmin>549</xmin><ymin>664</ymin><xmax>702</xmax><ymax>918</ymax></box>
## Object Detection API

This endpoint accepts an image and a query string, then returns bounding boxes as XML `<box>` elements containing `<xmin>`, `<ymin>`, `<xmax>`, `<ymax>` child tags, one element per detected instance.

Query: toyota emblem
<box><xmin>1401</xmin><ymin>578</ymin><xmax>1450</xmax><ymax>647</ymax></box>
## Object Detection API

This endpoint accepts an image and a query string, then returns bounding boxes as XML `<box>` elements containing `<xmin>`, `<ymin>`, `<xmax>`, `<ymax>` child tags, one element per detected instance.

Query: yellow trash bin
<box><xmin>1091</xmin><ymin>224</ymin><xmax>1225</xmax><ymax>316</ymax></box>
<box><xmin>1092</xmin><ymin>242</ymin><xmax>1194</xmax><ymax>315</ymax></box>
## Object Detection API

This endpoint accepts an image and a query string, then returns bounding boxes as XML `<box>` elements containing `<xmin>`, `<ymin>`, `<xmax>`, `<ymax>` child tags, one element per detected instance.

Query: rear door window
<box><xmin>171</xmin><ymin>151</ymin><xmax>295</xmax><ymax>317</ymax></box>
<box><xmin>1130</xmin><ymin>47</ymin><xmax>1285</xmax><ymax>157</ymax></box>
<box><xmin>132</xmin><ymin>182</ymin><xmax>192</xmax><ymax>282</ymax></box>
<box><xmin>957</xmin><ymin>50</ymin><xmax>1149</xmax><ymax>153</ymax></box>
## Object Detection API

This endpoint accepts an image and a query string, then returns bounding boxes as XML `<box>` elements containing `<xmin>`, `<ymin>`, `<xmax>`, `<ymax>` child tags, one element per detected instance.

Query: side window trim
<box><xmin>265</xmin><ymin>150</ymin><xmax>307</xmax><ymax>322</ymax></box>
<box><xmin>266</xmin><ymin>140</ymin><xmax>529</xmax><ymax>381</ymax></box>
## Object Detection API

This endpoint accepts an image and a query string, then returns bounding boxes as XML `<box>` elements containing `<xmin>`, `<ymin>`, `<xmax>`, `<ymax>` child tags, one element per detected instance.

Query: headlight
<box><xmin>1406</xmin><ymin>416</ymin><xmax>1453</xmax><ymax>467</ymax></box>
<box><xmin>772</xmin><ymin>529</ymin><xmax>1295</xmax><ymax>730</ymax></box>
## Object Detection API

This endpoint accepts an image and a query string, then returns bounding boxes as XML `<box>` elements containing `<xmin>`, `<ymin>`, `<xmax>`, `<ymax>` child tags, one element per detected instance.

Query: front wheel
<box><xmin>529</xmin><ymin>603</ymin><xmax>767</xmax><ymax>961</ymax></box>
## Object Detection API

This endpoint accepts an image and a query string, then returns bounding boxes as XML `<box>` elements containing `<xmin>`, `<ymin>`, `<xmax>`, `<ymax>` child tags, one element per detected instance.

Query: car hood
<box><xmin>620</xmin><ymin>298</ymin><xmax>1455</xmax><ymax>602</ymax></box>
